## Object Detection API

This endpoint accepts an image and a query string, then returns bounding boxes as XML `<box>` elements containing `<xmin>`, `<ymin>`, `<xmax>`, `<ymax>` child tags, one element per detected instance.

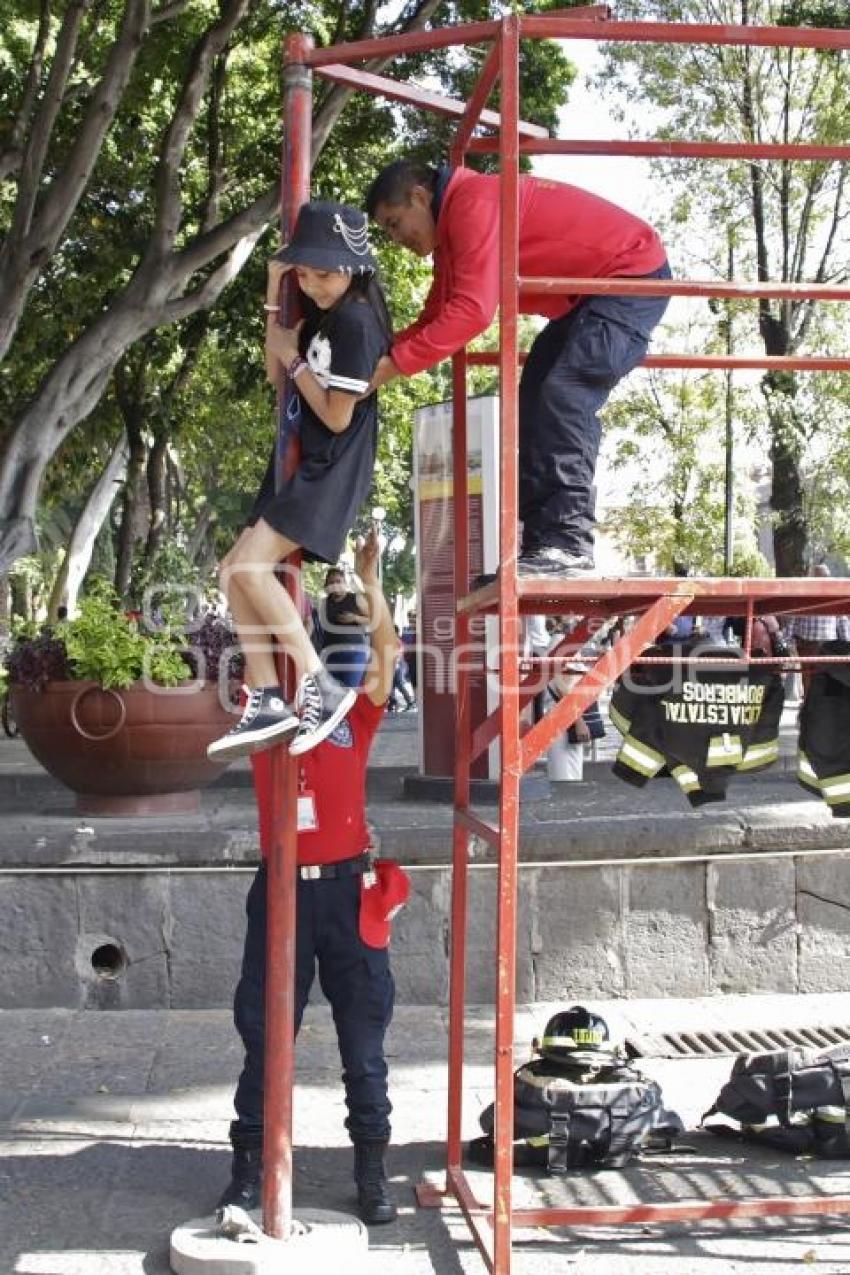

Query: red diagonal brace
<box><xmin>520</xmin><ymin>593</ymin><xmax>693</xmax><ymax>773</ymax></box>
<box><xmin>315</xmin><ymin>61</ymin><xmax>548</xmax><ymax>137</ymax></box>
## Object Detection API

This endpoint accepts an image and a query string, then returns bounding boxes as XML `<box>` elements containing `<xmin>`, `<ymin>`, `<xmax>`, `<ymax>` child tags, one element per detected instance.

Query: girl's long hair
<box><xmin>298</xmin><ymin>270</ymin><xmax>392</xmax><ymax>359</ymax></box>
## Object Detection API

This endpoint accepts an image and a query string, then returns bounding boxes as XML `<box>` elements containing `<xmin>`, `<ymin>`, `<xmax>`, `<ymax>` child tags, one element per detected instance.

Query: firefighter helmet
<box><xmin>537</xmin><ymin>1006</ymin><xmax>610</xmax><ymax>1062</ymax></box>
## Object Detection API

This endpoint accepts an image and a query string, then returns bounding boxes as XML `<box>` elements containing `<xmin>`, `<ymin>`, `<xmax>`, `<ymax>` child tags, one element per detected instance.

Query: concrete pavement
<box><xmin>3</xmin><ymin>994</ymin><xmax>850</xmax><ymax>1275</ymax></box>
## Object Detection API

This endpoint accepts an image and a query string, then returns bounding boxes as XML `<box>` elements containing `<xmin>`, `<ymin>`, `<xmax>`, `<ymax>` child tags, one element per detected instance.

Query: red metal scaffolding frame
<box><xmin>263</xmin><ymin>9</ymin><xmax>850</xmax><ymax>1271</ymax></box>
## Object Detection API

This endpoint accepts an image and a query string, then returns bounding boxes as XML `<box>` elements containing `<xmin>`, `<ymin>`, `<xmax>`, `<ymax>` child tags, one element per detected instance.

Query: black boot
<box><xmin>353</xmin><ymin>1140</ymin><xmax>397</xmax><ymax>1225</ymax></box>
<box><xmin>217</xmin><ymin>1144</ymin><xmax>262</xmax><ymax>1213</ymax></box>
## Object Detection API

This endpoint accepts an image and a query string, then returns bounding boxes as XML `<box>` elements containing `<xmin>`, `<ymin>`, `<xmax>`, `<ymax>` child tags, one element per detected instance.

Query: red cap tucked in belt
<box><xmin>359</xmin><ymin>860</ymin><xmax>410</xmax><ymax>949</ymax></box>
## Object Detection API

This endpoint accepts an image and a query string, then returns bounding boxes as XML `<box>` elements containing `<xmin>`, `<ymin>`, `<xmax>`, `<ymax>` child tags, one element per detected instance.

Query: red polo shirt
<box><xmin>391</xmin><ymin>167</ymin><xmax>667</xmax><ymax>377</ymax></box>
<box><xmin>251</xmin><ymin>692</ymin><xmax>384</xmax><ymax>866</ymax></box>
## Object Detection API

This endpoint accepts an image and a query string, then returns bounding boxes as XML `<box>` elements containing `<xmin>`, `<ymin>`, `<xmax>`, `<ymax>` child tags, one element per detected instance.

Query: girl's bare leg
<box><xmin>220</xmin><ymin>521</ymin><xmax>322</xmax><ymax>689</ymax></box>
<box><xmin>218</xmin><ymin>529</ymin><xmax>273</xmax><ymax>687</ymax></box>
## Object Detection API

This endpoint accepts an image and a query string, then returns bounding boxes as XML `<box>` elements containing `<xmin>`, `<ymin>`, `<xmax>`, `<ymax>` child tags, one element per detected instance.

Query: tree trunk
<box><xmin>47</xmin><ymin>436</ymin><xmax>129</xmax><ymax>619</ymax></box>
<box><xmin>187</xmin><ymin>503</ymin><xmax>216</xmax><ymax>564</ymax></box>
<box><xmin>760</xmin><ymin>312</ymin><xmax>808</xmax><ymax>577</ymax></box>
<box><xmin>142</xmin><ymin>431</ymin><xmax>170</xmax><ymax>568</ymax></box>
<box><xmin>0</xmin><ymin>573</ymin><xmax>10</xmax><ymax>638</ymax></box>
<box><xmin>0</xmin><ymin>0</ymin><xmax>445</xmax><ymax>576</ymax></box>
<box><xmin>114</xmin><ymin>424</ymin><xmax>149</xmax><ymax>600</ymax></box>
<box><xmin>770</xmin><ymin>428</ymin><xmax>808</xmax><ymax>576</ymax></box>
<box><xmin>763</xmin><ymin>373</ymin><xmax>808</xmax><ymax>577</ymax></box>
<box><xmin>0</xmin><ymin>0</ymin><xmax>154</xmax><ymax>363</ymax></box>
<box><xmin>0</xmin><ymin>203</ymin><xmax>271</xmax><ymax>575</ymax></box>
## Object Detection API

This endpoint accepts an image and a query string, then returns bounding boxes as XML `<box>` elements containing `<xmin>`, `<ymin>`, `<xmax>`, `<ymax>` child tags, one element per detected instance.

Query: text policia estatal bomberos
<box><xmin>661</xmin><ymin>681</ymin><xmax>766</xmax><ymax>728</ymax></box>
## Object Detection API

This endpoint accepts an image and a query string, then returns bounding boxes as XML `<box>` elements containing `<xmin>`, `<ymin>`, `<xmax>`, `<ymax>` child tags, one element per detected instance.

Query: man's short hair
<box><xmin>366</xmin><ymin>160</ymin><xmax>437</xmax><ymax>217</ymax></box>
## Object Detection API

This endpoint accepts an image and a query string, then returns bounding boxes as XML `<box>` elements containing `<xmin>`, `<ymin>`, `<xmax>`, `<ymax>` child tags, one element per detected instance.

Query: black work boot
<box><xmin>353</xmin><ymin>1140</ymin><xmax>397</xmax><ymax>1225</ymax></box>
<box><xmin>216</xmin><ymin>1144</ymin><xmax>262</xmax><ymax>1213</ymax></box>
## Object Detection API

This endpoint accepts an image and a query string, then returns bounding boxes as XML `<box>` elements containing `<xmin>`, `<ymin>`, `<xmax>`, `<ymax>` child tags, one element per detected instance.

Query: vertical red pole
<box><xmin>261</xmin><ymin>31</ymin><xmax>313</xmax><ymax>1243</ymax></box>
<box><xmin>744</xmin><ymin>596</ymin><xmax>754</xmax><ymax>658</ymax></box>
<box><xmin>447</xmin><ymin>348</ymin><xmax>471</xmax><ymax>1174</ymax></box>
<box><xmin>493</xmin><ymin>15</ymin><xmax>520</xmax><ymax>1275</ymax></box>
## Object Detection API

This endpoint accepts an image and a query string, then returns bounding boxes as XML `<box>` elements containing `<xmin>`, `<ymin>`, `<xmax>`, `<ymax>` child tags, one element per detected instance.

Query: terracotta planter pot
<box><xmin>10</xmin><ymin>679</ymin><xmax>234</xmax><ymax>816</ymax></box>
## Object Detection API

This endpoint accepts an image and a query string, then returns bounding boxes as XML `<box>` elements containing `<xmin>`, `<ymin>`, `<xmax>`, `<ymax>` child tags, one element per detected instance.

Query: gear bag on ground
<box><xmin>468</xmin><ymin>1006</ymin><xmax>683</xmax><ymax>1173</ymax></box>
<box><xmin>702</xmin><ymin>1044</ymin><xmax>850</xmax><ymax>1156</ymax></box>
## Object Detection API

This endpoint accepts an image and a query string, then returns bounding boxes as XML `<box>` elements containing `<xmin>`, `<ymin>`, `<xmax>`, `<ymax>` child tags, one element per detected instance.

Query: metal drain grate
<box><xmin>625</xmin><ymin>1023</ymin><xmax>850</xmax><ymax>1059</ymax></box>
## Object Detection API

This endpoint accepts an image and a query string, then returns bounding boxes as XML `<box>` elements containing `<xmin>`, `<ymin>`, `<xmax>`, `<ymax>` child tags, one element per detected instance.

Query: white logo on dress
<box><xmin>307</xmin><ymin>333</ymin><xmax>332</xmax><ymax>386</ymax></box>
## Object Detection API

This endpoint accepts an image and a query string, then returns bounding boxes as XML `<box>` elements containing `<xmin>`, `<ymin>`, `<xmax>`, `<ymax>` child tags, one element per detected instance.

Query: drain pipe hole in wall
<box><xmin>90</xmin><ymin>942</ymin><xmax>127</xmax><ymax>980</ymax></box>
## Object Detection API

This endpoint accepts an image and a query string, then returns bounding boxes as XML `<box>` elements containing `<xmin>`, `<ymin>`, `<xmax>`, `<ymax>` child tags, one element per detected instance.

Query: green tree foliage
<box><xmin>0</xmin><ymin>1</ymin><xmax>574</xmax><ymax>608</ymax></box>
<box><xmin>603</xmin><ymin>314</ymin><xmax>768</xmax><ymax>575</ymax></box>
<box><xmin>596</xmin><ymin>0</ymin><xmax>850</xmax><ymax>574</ymax></box>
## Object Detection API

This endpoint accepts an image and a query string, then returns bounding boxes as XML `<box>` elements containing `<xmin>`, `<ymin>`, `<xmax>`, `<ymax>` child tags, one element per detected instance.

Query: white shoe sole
<box><xmin>207</xmin><ymin>716</ymin><xmax>299</xmax><ymax>761</ymax></box>
<box><xmin>516</xmin><ymin>561</ymin><xmax>595</xmax><ymax>578</ymax></box>
<box><xmin>288</xmin><ymin>688</ymin><xmax>357</xmax><ymax>757</ymax></box>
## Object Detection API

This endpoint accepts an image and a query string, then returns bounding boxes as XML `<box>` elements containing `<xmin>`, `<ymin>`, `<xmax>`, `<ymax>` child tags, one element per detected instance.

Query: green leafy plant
<box><xmin>4</xmin><ymin>584</ymin><xmax>193</xmax><ymax>691</ymax></box>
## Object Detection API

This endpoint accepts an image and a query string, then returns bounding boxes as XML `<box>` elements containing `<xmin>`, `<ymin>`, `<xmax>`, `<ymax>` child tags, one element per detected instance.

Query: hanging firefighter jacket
<box><xmin>798</xmin><ymin>639</ymin><xmax>850</xmax><ymax>818</ymax></box>
<box><xmin>610</xmin><ymin>641</ymin><xmax>785</xmax><ymax>808</ymax></box>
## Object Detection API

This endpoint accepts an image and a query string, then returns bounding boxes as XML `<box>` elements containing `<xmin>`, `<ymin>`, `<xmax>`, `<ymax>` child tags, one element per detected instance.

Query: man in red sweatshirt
<box><xmin>365</xmin><ymin>161</ymin><xmax>670</xmax><ymax>578</ymax></box>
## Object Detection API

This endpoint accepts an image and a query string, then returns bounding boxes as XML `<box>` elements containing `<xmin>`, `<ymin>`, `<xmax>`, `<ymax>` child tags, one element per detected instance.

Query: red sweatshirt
<box><xmin>391</xmin><ymin>168</ymin><xmax>667</xmax><ymax>377</ymax></box>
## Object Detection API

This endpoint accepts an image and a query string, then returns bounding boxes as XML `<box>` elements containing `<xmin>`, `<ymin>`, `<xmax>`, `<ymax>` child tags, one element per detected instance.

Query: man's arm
<box><xmin>354</xmin><ymin>526</ymin><xmax>397</xmax><ymax>707</ymax></box>
<box><xmin>389</xmin><ymin>184</ymin><xmax>500</xmax><ymax>377</ymax></box>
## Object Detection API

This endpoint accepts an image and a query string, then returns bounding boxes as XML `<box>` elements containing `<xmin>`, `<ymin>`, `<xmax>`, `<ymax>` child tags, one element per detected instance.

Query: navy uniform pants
<box><xmin>231</xmin><ymin>863</ymin><xmax>395</xmax><ymax>1148</ymax></box>
<box><xmin>519</xmin><ymin>263</ymin><xmax>672</xmax><ymax>557</ymax></box>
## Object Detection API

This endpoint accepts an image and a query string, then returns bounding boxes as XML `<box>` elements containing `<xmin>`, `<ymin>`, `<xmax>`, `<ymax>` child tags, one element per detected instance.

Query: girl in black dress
<box><xmin>208</xmin><ymin>202</ymin><xmax>390</xmax><ymax>761</ymax></box>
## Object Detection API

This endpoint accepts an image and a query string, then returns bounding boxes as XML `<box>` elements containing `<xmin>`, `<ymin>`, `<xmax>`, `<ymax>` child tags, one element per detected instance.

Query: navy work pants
<box><xmin>519</xmin><ymin>263</ymin><xmax>672</xmax><ymax>557</ymax></box>
<box><xmin>231</xmin><ymin>863</ymin><xmax>395</xmax><ymax>1147</ymax></box>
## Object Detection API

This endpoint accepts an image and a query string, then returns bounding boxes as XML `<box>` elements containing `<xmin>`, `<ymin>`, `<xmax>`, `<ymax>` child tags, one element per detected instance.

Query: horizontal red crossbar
<box><xmin>470</xmin><ymin>138</ymin><xmax>850</xmax><ymax>161</ymax></box>
<box><xmin>521</xmin><ymin>15</ymin><xmax>850</xmax><ymax>50</ymax></box>
<box><xmin>460</xmin><ymin>576</ymin><xmax>850</xmax><ymax>607</ymax></box>
<box><xmin>467</xmin><ymin>352</ymin><xmax>850</xmax><ymax>372</ymax></box>
<box><xmin>513</xmin><ymin>1196</ymin><xmax>850</xmax><ymax>1226</ymax></box>
<box><xmin>304</xmin><ymin>8</ymin><xmax>612</xmax><ymax>69</ymax></box>
<box><xmin>648</xmin><ymin>354</ymin><xmax>850</xmax><ymax>371</ymax></box>
<box><xmin>445</xmin><ymin>1167</ymin><xmax>850</xmax><ymax>1231</ymax></box>
<box><xmin>305</xmin><ymin>20</ymin><xmax>502</xmax><ymax>66</ymax></box>
<box><xmin>521</xmin><ymin>276</ymin><xmax>850</xmax><ymax>301</ymax></box>
<box><xmin>315</xmin><ymin>63</ymin><xmax>548</xmax><ymax>138</ymax></box>
<box><xmin>304</xmin><ymin>15</ymin><xmax>850</xmax><ymax>69</ymax></box>
<box><xmin>459</xmin><ymin>577</ymin><xmax>850</xmax><ymax>623</ymax></box>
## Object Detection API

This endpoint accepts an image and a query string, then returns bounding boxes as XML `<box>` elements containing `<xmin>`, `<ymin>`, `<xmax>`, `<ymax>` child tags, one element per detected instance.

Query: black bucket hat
<box><xmin>274</xmin><ymin>200</ymin><xmax>377</xmax><ymax>275</ymax></box>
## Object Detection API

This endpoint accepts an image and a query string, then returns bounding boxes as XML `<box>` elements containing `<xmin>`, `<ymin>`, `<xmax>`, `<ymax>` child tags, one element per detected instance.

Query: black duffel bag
<box><xmin>470</xmin><ymin>1056</ymin><xmax>683</xmax><ymax>1174</ymax></box>
<box><xmin>702</xmin><ymin>1044</ymin><xmax>850</xmax><ymax>1157</ymax></box>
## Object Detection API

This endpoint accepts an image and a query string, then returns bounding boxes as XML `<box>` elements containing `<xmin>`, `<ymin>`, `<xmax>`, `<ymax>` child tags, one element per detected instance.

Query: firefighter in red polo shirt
<box><xmin>366</xmin><ymin>160</ymin><xmax>671</xmax><ymax>579</ymax></box>
<box><xmin>218</xmin><ymin>526</ymin><xmax>407</xmax><ymax>1226</ymax></box>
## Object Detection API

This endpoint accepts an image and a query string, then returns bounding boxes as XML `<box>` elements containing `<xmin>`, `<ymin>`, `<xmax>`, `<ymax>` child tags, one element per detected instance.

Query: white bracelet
<box><xmin>263</xmin><ymin>303</ymin><xmax>279</xmax><ymax>312</ymax></box>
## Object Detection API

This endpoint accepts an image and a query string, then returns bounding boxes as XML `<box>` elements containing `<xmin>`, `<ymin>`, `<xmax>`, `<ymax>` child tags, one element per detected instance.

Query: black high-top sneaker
<box><xmin>216</xmin><ymin>1145</ymin><xmax>262</xmax><ymax>1214</ymax></box>
<box><xmin>207</xmin><ymin>686</ymin><xmax>298</xmax><ymax>761</ymax></box>
<box><xmin>353</xmin><ymin>1141</ymin><xmax>397</xmax><ymax>1225</ymax></box>
<box><xmin>289</xmin><ymin>667</ymin><xmax>356</xmax><ymax>757</ymax></box>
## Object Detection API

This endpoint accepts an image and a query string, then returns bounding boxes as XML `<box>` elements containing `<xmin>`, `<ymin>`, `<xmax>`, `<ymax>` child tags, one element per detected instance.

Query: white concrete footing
<box><xmin>170</xmin><ymin>1208</ymin><xmax>368</xmax><ymax>1275</ymax></box>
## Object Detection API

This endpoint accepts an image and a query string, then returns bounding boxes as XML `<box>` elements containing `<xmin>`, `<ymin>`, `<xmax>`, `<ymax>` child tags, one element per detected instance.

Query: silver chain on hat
<box><xmin>333</xmin><ymin>212</ymin><xmax>372</xmax><ymax>271</ymax></box>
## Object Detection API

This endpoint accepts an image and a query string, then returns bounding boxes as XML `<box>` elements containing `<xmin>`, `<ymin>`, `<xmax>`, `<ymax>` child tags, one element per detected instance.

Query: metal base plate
<box><xmin>170</xmin><ymin>1207</ymin><xmax>368</xmax><ymax>1275</ymax></box>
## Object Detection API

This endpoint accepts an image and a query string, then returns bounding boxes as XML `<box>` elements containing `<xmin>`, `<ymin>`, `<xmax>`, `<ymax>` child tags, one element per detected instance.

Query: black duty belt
<box><xmin>297</xmin><ymin>853</ymin><xmax>371</xmax><ymax>882</ymax></box>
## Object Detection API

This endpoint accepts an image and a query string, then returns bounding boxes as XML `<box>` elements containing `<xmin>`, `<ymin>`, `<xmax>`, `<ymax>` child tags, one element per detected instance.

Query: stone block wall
<box><xmin>2</xmin><ymin>849</ymin><xmax>849</xmax><ymax>1008</ymax></box>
